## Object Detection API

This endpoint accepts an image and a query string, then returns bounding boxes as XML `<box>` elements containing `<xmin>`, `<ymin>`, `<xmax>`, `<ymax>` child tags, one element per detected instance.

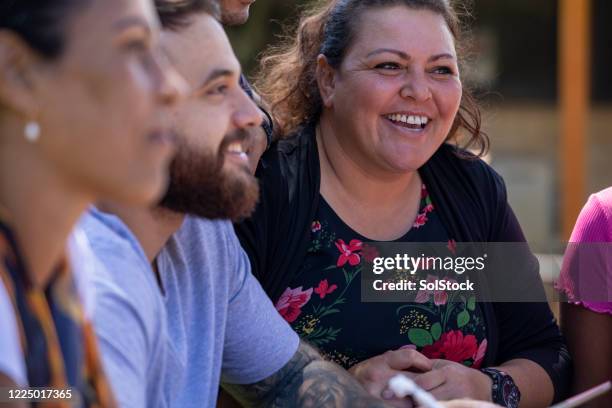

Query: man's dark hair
<box><xmin>155</xmin><ymin>0</ymin><xmax>220</xmax><ymax>30</ymax></box>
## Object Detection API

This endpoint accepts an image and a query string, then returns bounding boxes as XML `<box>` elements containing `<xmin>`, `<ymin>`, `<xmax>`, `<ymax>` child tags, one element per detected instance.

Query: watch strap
<box><xmin>480</xmin><ymin>367</ymin><xmax>521</xmax><ymax>408</ymax></box>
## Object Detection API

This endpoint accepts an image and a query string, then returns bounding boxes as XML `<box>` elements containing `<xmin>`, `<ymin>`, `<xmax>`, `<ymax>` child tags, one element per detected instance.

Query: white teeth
<box><xmin>386</xmin><ymin>114</ymin><xmax>430</xmax><ymax>127</ymax></box>
<box><xmin>227</xmin><ymin>142</ymin><xmax>244</xmax><ymax>153</ymax></box>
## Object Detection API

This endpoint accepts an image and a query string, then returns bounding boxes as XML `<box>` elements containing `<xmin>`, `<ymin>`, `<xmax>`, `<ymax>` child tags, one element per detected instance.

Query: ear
<box><xmin>0</xmin><ymin>30</ymin><xmax>44</xmax><ymax>118</ymax></box>
<box><xmin>315</xmin><ymin>54</ymin><xmax>337</xmax><ymax>108</ymax></box>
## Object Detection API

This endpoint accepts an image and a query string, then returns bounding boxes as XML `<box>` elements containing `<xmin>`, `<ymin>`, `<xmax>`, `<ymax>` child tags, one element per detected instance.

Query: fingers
<box><xmin>431</xmin><ymin>358</ymin><xmax>453</xmax><ymax>370</ymax></box>
<box><xmin>414</xmin><ymin>362</ymin><xmax>493</xmax><ymax>403</ymax></box>
<box><xmin>350</xmin><ymin>350</ymin><xmax>433</xmax><ymax>404</ymax></box>
<box><xmin>350</xmin><ymin>359</ymin><xmax>393</xmax><ymax>397</ymax></box>
<box><xmin>385</xmin><ymin>349</ymin><xmax>433</xmax><ymax>372</ymax></box>
<box><xmin>413</xmin><ymin>368</ymin><xmax>446</xmax><ymax>391</ymax></box>
<box><xmin>428</xmin><ymin>382</ymin><xmax>461</xmax><ymax>402</ymax></box>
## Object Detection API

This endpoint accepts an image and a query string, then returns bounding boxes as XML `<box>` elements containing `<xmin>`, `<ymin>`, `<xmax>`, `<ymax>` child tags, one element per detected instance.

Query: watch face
<box><xmin>501</xmin><ymin>376</ymin><xmax>521</xmax><ymax>408</ymax></box>
<box><xmin>481</xmin><ymin>368</ymin><xmax>521</xmax><ymax>408</ymax></box>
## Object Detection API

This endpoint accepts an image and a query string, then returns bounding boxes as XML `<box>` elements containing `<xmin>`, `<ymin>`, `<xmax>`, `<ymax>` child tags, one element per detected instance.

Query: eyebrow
<box><xmin>366</xmin><ymin>48</ymin><xmax>456</xmax><ymax>62</ymax></box>
<box><xmin>366</xmin><ymin>48</ymin><xmax>409</xmax><ymax>60</ymax></box>
<box><xmin>197</xmin><ymin>68</ymin><xmax>235</xmax><ymax>89</ymax></box>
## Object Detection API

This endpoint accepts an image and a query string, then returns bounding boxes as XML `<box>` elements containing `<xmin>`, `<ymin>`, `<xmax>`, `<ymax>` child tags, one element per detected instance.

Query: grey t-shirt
<box><xmin>82</xmin><ymin>209</ymin><xmax>299</xmax><ymax>407</ymax></box>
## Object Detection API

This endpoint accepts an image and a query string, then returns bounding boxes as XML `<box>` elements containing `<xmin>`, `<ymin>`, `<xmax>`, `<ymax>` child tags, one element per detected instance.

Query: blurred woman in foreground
<box><xmin>0</xmin><ymin>0</ymin><xmax>182</xmax><ymax>405</ymax></box>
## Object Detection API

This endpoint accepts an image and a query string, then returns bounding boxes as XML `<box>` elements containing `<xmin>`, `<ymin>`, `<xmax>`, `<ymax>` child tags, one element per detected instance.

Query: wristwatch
<box><xmin>480</xmin><ymin>368</ymin><xmax>521</xmax><ymax>408</ymax></box>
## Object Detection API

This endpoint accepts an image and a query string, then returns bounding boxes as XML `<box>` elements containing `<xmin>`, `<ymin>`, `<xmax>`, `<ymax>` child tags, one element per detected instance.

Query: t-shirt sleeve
<box><xmin>0</xmin><ymin>278</ymin><xmax>27</xmax><ymax>386</ymax></box>
<box><xmin>221</xmin><ymin>245</ymin><xmax>299</xmax><ymax>385</ymax></box>
<box><xmin>556</xmin><ymin>192</ymin><xmax>612</xmax><ymax>314</ymax></box>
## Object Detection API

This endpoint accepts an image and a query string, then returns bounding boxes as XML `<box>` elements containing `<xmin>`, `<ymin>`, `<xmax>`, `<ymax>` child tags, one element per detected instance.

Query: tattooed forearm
<box><xmin>223</xmin><ymin>341</ymin><xmax>392</xmax><ymax>407</ymax></box>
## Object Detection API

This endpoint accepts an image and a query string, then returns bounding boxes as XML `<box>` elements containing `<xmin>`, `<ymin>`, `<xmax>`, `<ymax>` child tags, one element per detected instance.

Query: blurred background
<box><xmin>227</xmin><ymin>0</ymin><xmax>612</xmax><ymax>256</ymax></box>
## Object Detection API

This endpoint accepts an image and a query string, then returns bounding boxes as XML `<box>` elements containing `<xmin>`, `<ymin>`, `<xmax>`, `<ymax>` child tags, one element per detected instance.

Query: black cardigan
<box><xmin>235</xmin><ymin>123</ymin><xmax>571</xmax><ymax>402</ymax></box>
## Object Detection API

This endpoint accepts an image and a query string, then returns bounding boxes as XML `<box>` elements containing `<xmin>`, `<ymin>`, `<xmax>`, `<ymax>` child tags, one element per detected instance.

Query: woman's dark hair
<box><xmin>255</xmin><ymin>0</ymin><xmax>489</xmax><ymax>156</ymax></box>
<box><xmin>0</xmin><ymin>0</ymin><xmax>90</xmax><ymax>59</ymax></box>
<box><xmin>155</xmin><ymin>0</ymin><xmax>220</xmax><ymax>30</ymax></box>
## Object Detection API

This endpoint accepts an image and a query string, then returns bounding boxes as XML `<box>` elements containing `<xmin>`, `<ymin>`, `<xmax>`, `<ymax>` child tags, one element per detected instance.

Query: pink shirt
<box><xmin>557</xmin><ymin>187</ymin><xmax>612</xmax><ymax>314</ymax></box>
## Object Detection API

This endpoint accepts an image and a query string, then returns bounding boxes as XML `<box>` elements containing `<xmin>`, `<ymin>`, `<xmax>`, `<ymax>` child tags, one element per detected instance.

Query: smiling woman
<box><xmin>235</xmin><ymin>1</ymin><xmax>571</xmax><ymax>407</ymax></box>
<box><xmin>0</xmin><ymin>0</ymin><xmax>183</xmax><ymax>406</ymax></box>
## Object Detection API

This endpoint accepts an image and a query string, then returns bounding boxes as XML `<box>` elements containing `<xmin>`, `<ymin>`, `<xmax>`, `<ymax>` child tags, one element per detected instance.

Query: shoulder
<box><xmin>173</xmin><ymin>217</ymin><xmax>239</xmax><ymax>261</ymax></box>
<box><xmin>257</xmin><ymin>123</ymin><xmax>316</xmax><ymax>178</ymax></box>
<box><xmin>252</xmin><ymin>123</ymin><xmax>319</xmax><ymax>216</ymax></box>
<box><xmin>77</xmin><ymin>209</ymin><xmax>162</xmax><ymax>327</ymax></box>
<box><xmin>433</xmin><ymin>144</ymin><xmax>505</xmax><ymax>184</ymax></box>
<box><xmin>570</xmin><ymin>187</ymin><xmax>612</xmax><ymax>242</ymax></box>
<box><xmin>168</xmin><ymin>217</ymin><xmax>246</xmax><ymax>281</ymax></box>
<box><xmin>79</xmin><ymin>208</ymin><xmax>149</xmax><ymax>265</ymax></box>
<box><xmin>78</xmin><ymin>209</ymin><xmax>151</xmax><ymax>287</ymax></box>
<box><xmin>590</xmin><ymin>187</ymin><xmax>612</xmax><ymax>220</ymax></box>
<box><xmin>425</xmin><ymin>143</ymin><xmax>508</xmax><ymax>203</ymax></box>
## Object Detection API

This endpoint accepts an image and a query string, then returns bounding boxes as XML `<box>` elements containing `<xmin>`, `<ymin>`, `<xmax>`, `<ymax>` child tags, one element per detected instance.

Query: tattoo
<box><xmin>223</xmin><ymin>341</ymin><xmax>391</xmax><ymax>407</ymax></box>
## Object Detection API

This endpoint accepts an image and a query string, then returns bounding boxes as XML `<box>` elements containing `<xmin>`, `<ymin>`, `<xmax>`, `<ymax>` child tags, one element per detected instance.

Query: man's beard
<box><xmin>158</xmin><ymin>130</ymin><xmax>259</xmax><ymax>221</ymax></box>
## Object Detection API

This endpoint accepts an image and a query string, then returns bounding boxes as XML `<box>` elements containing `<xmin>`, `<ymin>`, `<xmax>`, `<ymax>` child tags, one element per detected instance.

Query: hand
<box><xmin>412</xmin><ymin>359</ymin><xmax>492</xmax><ymax>402</ymax></box>
<box><xmin>349</xmin><ymin>349</ymin><xmax>433</xmax><ymax>408</ymax></box>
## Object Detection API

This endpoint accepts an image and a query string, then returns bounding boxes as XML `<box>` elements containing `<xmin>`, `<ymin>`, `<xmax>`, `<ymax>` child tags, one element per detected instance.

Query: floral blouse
<box><xmin>275</xmin><ymin>184</ymin><xmax>488</xmax><ymax>369</ymax></box>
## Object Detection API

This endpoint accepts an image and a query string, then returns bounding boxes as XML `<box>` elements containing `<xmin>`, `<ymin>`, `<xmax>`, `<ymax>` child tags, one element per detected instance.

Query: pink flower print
<box><xmin>413</xmin><ymin>212</ymin><xmax>428</xmax><ymax>228</ymax></box>
<box><xmin>424</xmin><ymin>203</ymin><xmax>434</xmax><ymax>213</ymax></box>
<box><xmin>275</xmin><ymin>286</ymin><xmax>313</xmax><ymax>323</ymax></box>
<box><xmin>447</xmin><ymin>239</ymin><xmax>457</xmax><ymax>255</ymax></box>
<box><xmin>362</xmin><ymin>244</ymin><xmax>380</xmax><ymax>263</ymax></box>
<box><xmin>314</xmin><ymin>279</ymin><xmax>338</xmax><ymax>299</ymax></box>
<box><xmin>421</xmin><ymin>184</ymin><xmax>428</xmax><ymax>198</ymax></box>
<box><xmin>433</xmin><ymin>290</ymin><xmax>448</xmax><ymax>306</ymax></box>
<box><xmin>472</xmin><ymin>339</ymin><xmax>488</xmax><ymax>369</ymax></box>
<box><xmin>311</xmin><ymin>221</ymin><xmax>321</xmax><ymax>233</ymax></box>
<box><xmin>415</xmin><ymin>275</ymin><xmax>456</xmax><ymax>306</ymax></box>
<box><xmin>335</xmin><ymin>239</ymin><xmax>363</xmax><ymax>267</ymax></box>
<box><xmin>422</xmin><ymin>330</ymin><xmax>478</xmax><ymax>363</ymax></box>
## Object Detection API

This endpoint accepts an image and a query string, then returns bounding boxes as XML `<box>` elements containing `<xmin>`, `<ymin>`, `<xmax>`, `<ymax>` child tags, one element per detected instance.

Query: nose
<box><xmin>152</xmin><ymin>52</ymin><xmax>189</xmax><ymax>106</ymax></box>
<box><xmin>399</xmin><ymin>71</ymin><xmax>432</xmax><ymax>102</ymax></box>
<box><xmin>233</xmin><ymin>88</ymin><xmax>264</xmax><ymax>130</ymax></box>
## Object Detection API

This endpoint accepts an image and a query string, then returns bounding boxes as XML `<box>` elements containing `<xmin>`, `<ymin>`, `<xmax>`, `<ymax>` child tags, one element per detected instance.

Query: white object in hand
<box><xmin>388</xmin><ymin>374</ymin><xmax>446</xmax><ymax>408</ymax></box>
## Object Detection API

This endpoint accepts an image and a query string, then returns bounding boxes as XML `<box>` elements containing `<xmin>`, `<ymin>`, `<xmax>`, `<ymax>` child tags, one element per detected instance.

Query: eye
<box><xmin>208</xmin><ymin>83</ymin><xmax>229</xmax><ymax>96</ymax></box>
<box><xmin>124</xmin><ymin>40</ymin><xmax>148</xmax><ymax>53</ymax></box>
<box><xmin>204</xmin><ymin>80</ymin><xmax>232</xmax><ymax>98</ymax></box>
<box><xmin>374</xmin><ymin>62</ymin><xmax>402</xmax><ymax>70</ymax></box>
<box><xmin>432</xmin><ymin>66</ymin><xmax>454</xmax><ymax>75</ymax></box>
